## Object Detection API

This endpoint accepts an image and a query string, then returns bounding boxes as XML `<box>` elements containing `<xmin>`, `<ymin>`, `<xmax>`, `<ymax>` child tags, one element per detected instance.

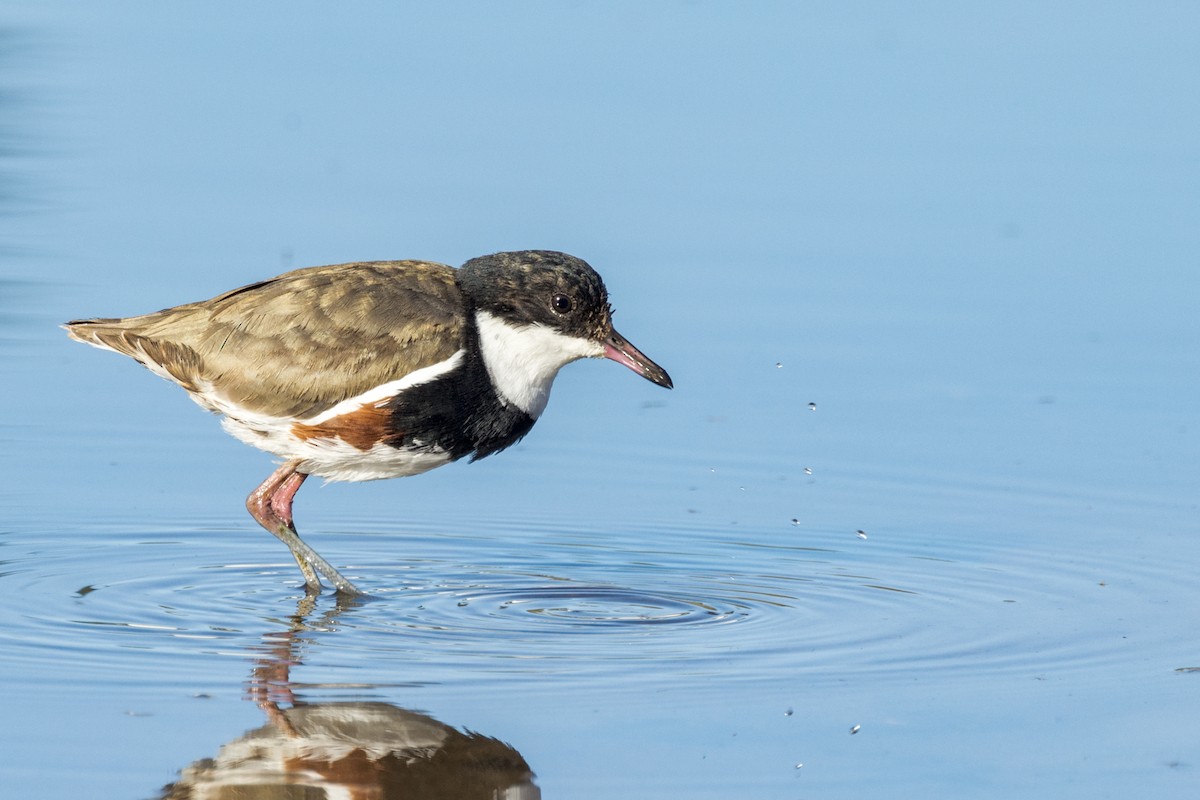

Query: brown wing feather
<box><xmin>66</xmin><ymin>260</ymin><xmax>464</xmax><ymax>418</ymax></box>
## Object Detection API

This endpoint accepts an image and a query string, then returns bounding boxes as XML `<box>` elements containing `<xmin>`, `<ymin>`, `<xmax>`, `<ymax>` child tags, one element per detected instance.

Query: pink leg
<box><xmin>246</xmin><ymin>461</ymin><xmax>362</xmax><ymax>595</ymax></box>
<box><xmin>247</xmin><ymin>462</ymin><xmax>304</xmax><ymax>532</ymax></box>
<box><xmin>270</xmin><ymin>470</ymin><xmax>307</xmax><ymax>529</ymax></box>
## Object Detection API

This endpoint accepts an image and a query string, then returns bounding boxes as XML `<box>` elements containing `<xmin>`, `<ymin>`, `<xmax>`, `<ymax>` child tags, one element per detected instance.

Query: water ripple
<box><xmin>1</xmin><ymin>507</ymin><xmax>1193</xmax><ymax>692</ymax></box>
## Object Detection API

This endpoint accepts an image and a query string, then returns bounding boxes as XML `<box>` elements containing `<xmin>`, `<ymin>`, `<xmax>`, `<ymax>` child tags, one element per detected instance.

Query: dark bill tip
<box><xmin>603</xmin><ymin>329</ymin><xmax>673</xmax><ymax>389</ymax></box>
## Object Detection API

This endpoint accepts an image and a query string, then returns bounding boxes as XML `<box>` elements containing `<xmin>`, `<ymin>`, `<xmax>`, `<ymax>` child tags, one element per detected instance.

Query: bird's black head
<box><xmin>458</xmin><ymin>250</ymin><xmax>672</xmax><ymax>390</ymax></box>
<box><xmin>458</xmin><ymin>250</ymin><xmax>612</xmax><ymax>341</ymax></box>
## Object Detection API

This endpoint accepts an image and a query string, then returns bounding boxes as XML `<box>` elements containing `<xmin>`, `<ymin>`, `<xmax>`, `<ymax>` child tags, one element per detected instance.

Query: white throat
<box><xmin>474</xmin><ymin>310</ymin><xmax>604</xmax><ymax>417</ymax></box>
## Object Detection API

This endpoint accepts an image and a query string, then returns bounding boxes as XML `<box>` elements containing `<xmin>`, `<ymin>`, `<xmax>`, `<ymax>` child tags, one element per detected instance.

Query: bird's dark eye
<box><xmin>551</xmin><ymin>293</ymin><xmax>573</xmax><ymax>313</ymax></box>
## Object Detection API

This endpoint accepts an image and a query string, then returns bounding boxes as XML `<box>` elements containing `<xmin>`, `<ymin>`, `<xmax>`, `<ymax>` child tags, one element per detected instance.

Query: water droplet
<box><xmin>807</xmin><ymin>402</ymin><xmax>817</xmax><ymax>411</ymax></box>
<box><xmin>850</xmin><ymin>724</ymin><xmax>861</xmax><ymax>735</ymax></box>
<box><xmin>856</xmin><ymin>530</ymin><xmax>868</xmax><ymax>540</ymax></box>
<box><xmin>803</xmin><ymin>467</ymin><xmax>813</xmax><ymax>475</ymax></box>
<box><xmin>784</xmin><ymin>707</ymin><xmax>794</xmax><ymax>716</ymax></box>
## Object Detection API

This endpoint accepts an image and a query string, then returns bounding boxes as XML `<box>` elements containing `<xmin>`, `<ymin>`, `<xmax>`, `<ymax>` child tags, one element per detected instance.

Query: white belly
<box><xmin>219</xmin><ymin>414</ymin><xmax>453</xmax><ymax>482</ymax></box>
<box><xmin>189</xmin><ymin>353</ymin><xmax>467</xmax><ymax>482</ymax></box>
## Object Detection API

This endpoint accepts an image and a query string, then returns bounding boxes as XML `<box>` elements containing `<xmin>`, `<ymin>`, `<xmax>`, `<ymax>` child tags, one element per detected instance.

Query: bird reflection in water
<box><xmin>157</xmin><ymin>596</ymin><xmax>540</xmax><ymax>799</ymax></box>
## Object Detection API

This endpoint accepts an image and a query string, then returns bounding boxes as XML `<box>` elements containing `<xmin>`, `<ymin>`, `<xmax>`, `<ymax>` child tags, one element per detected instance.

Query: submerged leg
<box><xmin>246</xmin><ymin>460</ymin><xmax>363</xmax><ymax>595</ymax></box>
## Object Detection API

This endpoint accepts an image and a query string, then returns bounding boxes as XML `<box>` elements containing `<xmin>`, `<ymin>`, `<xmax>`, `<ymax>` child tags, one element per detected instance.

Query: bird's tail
<box><xmin>64</xmin><ymin>316</ymin><xmax>143</xmax><ymax>355</ymax></box>
<box><xmin>64</xmin><ymin>317</ymin><xmax>204</xmax><ymax>391</ymax></box>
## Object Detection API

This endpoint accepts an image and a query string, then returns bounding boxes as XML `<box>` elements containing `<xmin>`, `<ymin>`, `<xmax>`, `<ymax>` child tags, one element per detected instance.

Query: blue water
<box><xmin>3</xmin><ymin>3</ymin><xmax>1199</xmax><ymax>798</ymax></box>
